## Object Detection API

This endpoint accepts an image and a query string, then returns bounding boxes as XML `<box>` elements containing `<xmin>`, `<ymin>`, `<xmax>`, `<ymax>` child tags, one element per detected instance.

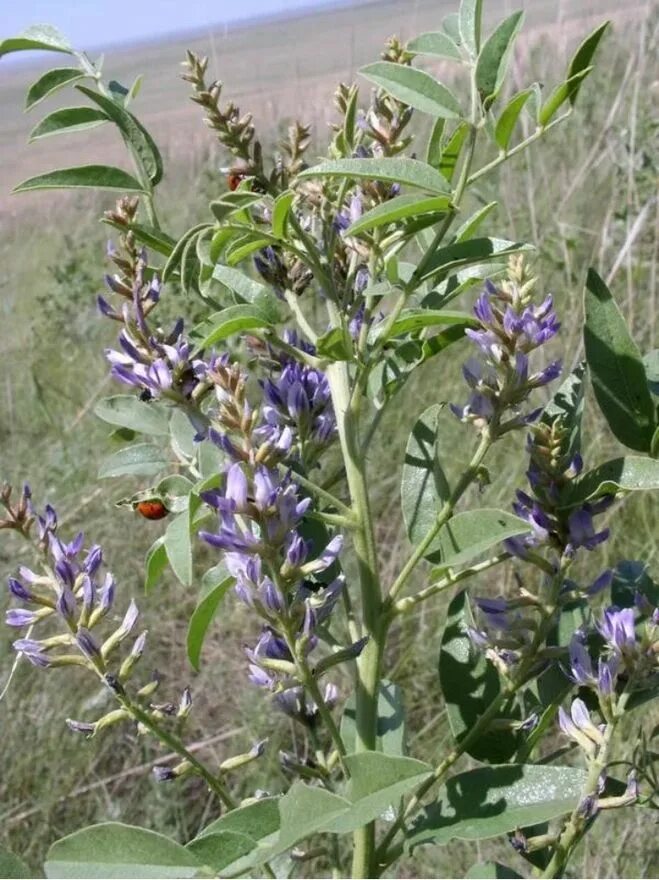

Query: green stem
<box><xmin>541</xmin><ymin>691</ymin><xmax>631</xmax><ymax>878</ymax></box>
<box><xmin>377</xmin><ymin>568</ymin><xmax>568</xmax><ymax>873</ymax></box>
<box><xmin>387</xmin><ymin>430</ymin><xmax>492</xmax><ymax>606</ymax></box>
<box><xmin>325</xmin><ymin>360</ymin><xmax>383</xmax><ymax>879</ymax></box>
<box><xmin>376</xmin><ymin>686</ymin><xmax>512</xmax><ymax>870</ymax></box>
<box><xmin>466</xmin><ymin>113</ymin><xmax>571</xmax><ymax>187</ymax></box>
<box><xmin>284</xmin><ymin>290</ymin><xmax>319</xmax><ymax>344</ymax></box>
<box><xmin>116</xmin><ymin>692</ymin><xmax>236</xmax><ymax>808</ymax></box>
<box><xmin>299</xmin><ymin>661</ymin><xmax>349</xmax><ymax>772</ymax></box>
<box><xmin>392</xmin><ymin>552</ymin><xmax>510</xmax><ymax>615</ymax></box>
<box><xmin>277</xmin><ymin>463</ymin><xmax>354</xmax><ymax>521</ymax></box>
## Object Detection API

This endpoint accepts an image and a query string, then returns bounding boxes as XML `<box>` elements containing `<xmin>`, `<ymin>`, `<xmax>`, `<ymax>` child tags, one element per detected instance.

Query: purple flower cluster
<box><xmin>100</xmin><ymin>248</ymin><xmax>207</xmax><ymax>402</ymax></box>
<box><xmin>504</xmin><ymin>427</ymin><xmax>613</xmax><ymax>565</ymax></box>
<box><xmin>199</xmin><ymin>358</ymin><xmax>354</xmax><ymax>721</ymax></box>
<box><xmin>4</xmin><ymin>501</ymin><xmax>150</xmax><ymax>684</ymax></box>
<box><xmin>568</xmin><ymin>601</ymin><xmax>659</xmax><ymax>698</ymax></box>
<box><xmin>258</xmin><ymin>333</ymin><xmax>336</xmax><ymax>465</ymax></box>
<box><xmin>253</xmin><ymin>246</ymin><xmax>289</xmax><ymax>297</ymax></box>
<box><xmin>452</xmin><ymin>279</ymin><xmax>561</xmax><ymax>431</ymax></box>
<box><xmin>467</xmin><ymin>594</ymin><xmax>538</xmax><ymax>675</ymax></box>
<box><xmin>105</xmin><ymin>318</ymin><xmax>207</xmax><ymax>400</ymax></box>
<box><xmin>199</xmin><ymin>455</ymin><xmax>357</xmax><ymax>721</ymax></box>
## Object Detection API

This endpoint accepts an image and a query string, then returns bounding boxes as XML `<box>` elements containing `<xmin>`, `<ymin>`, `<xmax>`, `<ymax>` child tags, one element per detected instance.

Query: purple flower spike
<box><xmin>453</xmin><ymin>276</ymin><xmax>561</xmax><ymax>429</ymax></box>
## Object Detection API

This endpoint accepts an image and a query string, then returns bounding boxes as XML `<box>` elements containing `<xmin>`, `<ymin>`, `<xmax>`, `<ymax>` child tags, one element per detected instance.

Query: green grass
<box><xmin>0</xmin><ymin>1</ymin><xmax>658</xmax><ymax>877</ymax></box>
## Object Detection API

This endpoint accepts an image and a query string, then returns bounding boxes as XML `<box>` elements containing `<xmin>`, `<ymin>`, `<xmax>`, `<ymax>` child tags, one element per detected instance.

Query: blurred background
<box><xmin>1</xmin><ymin>1</ymin><xmax>657</xmax><ymax>876</ymax></box>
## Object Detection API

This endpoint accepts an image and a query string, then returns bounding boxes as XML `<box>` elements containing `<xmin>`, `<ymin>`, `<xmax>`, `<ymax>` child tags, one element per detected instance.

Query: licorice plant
<box><xmin>2</xmin><ymin>3</ymin><xmax>659</xmax><ymax>878</ymax></box>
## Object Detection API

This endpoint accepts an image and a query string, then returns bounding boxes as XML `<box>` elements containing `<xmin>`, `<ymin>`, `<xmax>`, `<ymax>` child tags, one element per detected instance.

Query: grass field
<box><xmin>1</xmin><ymin>0</ymin><xmax>658</xmax><ymax>876</ymax></box>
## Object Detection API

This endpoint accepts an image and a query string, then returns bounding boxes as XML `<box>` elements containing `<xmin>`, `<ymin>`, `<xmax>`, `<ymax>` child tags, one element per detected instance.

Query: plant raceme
<box><xmin>2</xmin><ymin>3</ymin><xmax>659</xmax><ymax>879</ymax></box>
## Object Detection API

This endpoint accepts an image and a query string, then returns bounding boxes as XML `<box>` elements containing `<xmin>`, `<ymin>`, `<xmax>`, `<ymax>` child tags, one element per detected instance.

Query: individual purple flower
<box><xmin>558</xmin><ymin>698</ymin><xmax>603</xmax><ymax>754</ymax></box>
<box><xmin>597</xmin><ymin>607</ymin><xmax>637</xmax><ymax>654</ymax></box>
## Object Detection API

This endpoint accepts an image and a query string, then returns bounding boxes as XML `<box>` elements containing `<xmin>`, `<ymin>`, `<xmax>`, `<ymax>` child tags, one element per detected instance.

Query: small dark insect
<box><xmin>139</xmin><ymin>389</ymin><xmax>153</xmax><ymax>402</ymax></box>
<box><xmin>135</xmin><ymin>500</ymin><xmax>169</xmax><ymax>520</ymax></box>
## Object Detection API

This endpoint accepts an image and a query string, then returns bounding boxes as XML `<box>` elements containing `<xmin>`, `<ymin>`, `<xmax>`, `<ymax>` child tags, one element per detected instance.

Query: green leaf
<box><xmin>155</xmin><ymin>475</ymin><xmax>195</xmax><ymax>512</ymax></box>
<box><xmin>439</xmin><ymin>122</ymin><xmax>469</xmax><ymax>182</ymax></box>
<box><xmin>169</xmin><ymin>409</ymin><xmax>197</xmax><ymax>460</ymax></box>
<box><xmin>316</xmin><ymin>326</ymin><xmax>353</xmax><ymax>361</ymax></box>
<box><xmin>643</xmin><ymin>349</ymin><xmax>659</xmax><ymax>396</ymax></box>
<box><xmin>565</xmin><ymin>456</ymin><xmax>659</xmax><ymax>506</ymax></box>
<box><xmin>348</xmin><ymin>194</ymin><xmax>451</xmax><ymax>236</ymax></box>
<box><xmin>407</xmin><ymin>31</ymin><xmax>462</xmax><ymax>61</ymax></box>
<box><xmin>197</xmin><ymin>442</ymin><xmax>223</xmax><ymax>480</ymax></box>
<box><xmin>180</xmin><ymin>233</ymin><xmax>202</xmax><ymax>295</ymax></box>
<box><xmin>191</xmin><ymin>798</ymin><xmax>280</xmax><ymax>876</ymax></box>
<box><xmin>452</xmin><ymin>202</ymin><xmax>497</xmax><ymax>242</ymax></box>
<box><xmin>162</xmin><ymin>224</ymin><xmax>212</xmax><ymax>283</ymax></box>
<box><xmin>44</xmin><ymin>822</ymin><xmax>202</xmax><ymax>878</ymax></box>
<box><xmin>102</xmin><ymin>220</ymin><xmax>176</xmax><ymax>257</ymax></box>
<box><xmin>26</xmin><ymin>67</ymin><xmax>85</xmax><ymax>109</ymax></box>
<box><xmin>433</xmin><ymin>509</ymin><xmax>530</xmax><ymax>568</ymax></box>
<box><xmin>340</xmin><ymin>679</ymin><xmax>406</xmax><ymax>756</ymax></box>
<box><xmin>185</xmin><ymin>832</ymin><xmax>254</xmax><ymax>877</ymax></box>
<box><xmin>324</xmin><ymin>753</ymin><xmax>432</xmax><ymax>834</ymax></box>
<box><xmin>426</xmin><ymin>118</ymin><xmax>445</xmax><ymax>167</ymax></box>
<box><xmin>541</xmin><ymin>362</ymin><xmax>586</xmax><ymax>462</ymax></box>
<box><xmin>466</xmin><ymin>862</ymin><xmax>523</xmax><ymax>878</ymax></box>
<box><xmin>29</xmin><ymin>106</ymin><xmax>107</xmax><ymax>141</ymax></box>
<box><xmin>538</xmin><ymin>67</ymin><xmax>591</xmax><ymax>127</ymax></box>
<box><xmin>0</xmin><ymin>846</ymin><xmax>31</xmax><ymax>878</ymax></box>
<box><xmin>13</xmin><ymin>165</ymin><xmax>145</xmax><ymax>194</ymax></box>
<box><xmin>211</xmin><ymin>264</ymin><xmax>273</xmax><ymax>308</ymax></box>
<box><xmin>77</xmin><ymin>85</ymin><xmax>163</xmax><ymax>186</ymax></box>
<box><xmin>458</xmin><ymin>0</ymin><xmax>483</xmax><ymax>55</ymax></box>
<box><xmin>165</xmin><ymin>507</ymin><xmax>195</xmax><ymax>587</ymax></box>
<box><xmin>299</xmin><ymin>158</ymin><xmax>451</xmax><ymax>195</ymax></box>
<box><xmin>272</xmin><ymin>190</ymin><xmax>294</xmax><ymax>238</ymax></box>
<box><xmin>374</xmin><ymin>309</ymin><xmax>474</xmax><ymax>341</ymax></box>
<box><xmin>407</xmin><ymin>764</ymin><xmax>587</xmax><ymax>850</ymax></box>
<box><xmin>494</xmin><ymin>88</ymin><xmax>532</xmax><ymax>150</ymax></box>
<box><xmin>566</xmin><ymin>21</ymin><xmax>610</xmax><ymax>105</ymax></box>
<box><xmin>359</xmin><ymin>62</ymin><xmax>461</xmax><ymax>118</ymax></box>
<box><xmin>439</xmin><ymin>590</ymin><xmax>520</xmax><ymax>762</ymax></box>
<box><xmin>94</xmin><ymin>395</ymin><xmax>170</xmax><ymax>436</ymax></box>
<box><xmin>191</xmin><ymin>305</ymin><xmax>274</xmax><ymax>351</ymax></box>
<box><xmin>419</xmin><ymin>237</ymin><xmax>533</xmax><ymax>284</ymax></box>
<box><xmin>209</xmin><ymin>192</ymin><xmax>264</xmax><ymax>223</ymax></box>
<box><xmin>475</xmin><ymin>12</ymin><xmax>524</xmax><ymax>107</ymax></box>
<box><xmin>610</xmin><ymin>560</ymin><xmax>659</xmax><ymax>610</ymax></box>
<box><xmin>0</xmin><ymin>25</ymin><xmax>72</xmax><ymax>58</ymax></box>
<box><xmin>401</xmin><ymin>405</ymin><xmax>451</xmax><ymax>554</ymax></box>
<box><xmin>144</xmin><ymin>538</ymin><xmax>168</xmax><ymax>593</ymax></box>
<box><xmin>98</xmin><ymin>443</ymin><xmax>168</xmax><ymax>479</ymax></box>
<box><xmin>263</xmin><ymin>784</ymin><xmax>351</xmax><ymax>858</ymax></box>
<box><xmin>186</xmin><ymin>565</ymin><xmax>234</xmax><ymax>671</ymax></box>
<box><xmin>443</xmin><ymin>13</ymin><xmax>462</xmax><ymax>45</ymax></box>
<box><xmin>584</xmin><ymin>268</ymin><xmax>656</xmax><ymax>451</ymax></box>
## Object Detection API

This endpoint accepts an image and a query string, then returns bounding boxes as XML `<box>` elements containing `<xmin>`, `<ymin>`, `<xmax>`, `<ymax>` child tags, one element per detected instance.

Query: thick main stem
<box><xmin>326</xmin><ymin>360</ymin><xmax>383</xmax><ymax>879</ymax></box>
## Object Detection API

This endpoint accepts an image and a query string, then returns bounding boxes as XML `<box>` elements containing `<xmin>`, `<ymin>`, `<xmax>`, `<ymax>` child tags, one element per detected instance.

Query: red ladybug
<box><xmin>135</xmin><ymin>500</ymin><xmax>168</xmax><ymax>520</ymax></box>
<box><xmin>227</xmin><ymin>171</ymin><xmax>245</xmax><ymax>191</ymax></box>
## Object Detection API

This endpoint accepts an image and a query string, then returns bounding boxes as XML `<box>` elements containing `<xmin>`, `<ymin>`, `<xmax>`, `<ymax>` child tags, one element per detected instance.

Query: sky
<box><xmin>3</xmin><ymin>0</ymin><xmax>343</xmax><ymax>54</ymax></box>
